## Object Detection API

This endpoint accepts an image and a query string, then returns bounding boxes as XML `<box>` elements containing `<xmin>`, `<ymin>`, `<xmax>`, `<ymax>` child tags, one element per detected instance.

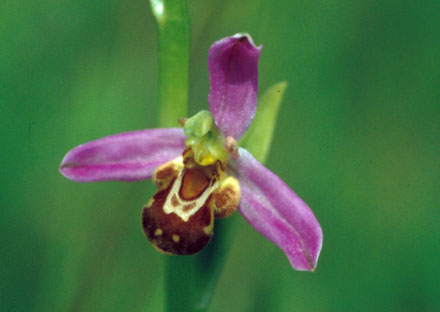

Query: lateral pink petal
<box><xmin>60</xmin><ymin>128</ymin><xmax>185</xmax><ymax>182</ymax></box>
<box><xmin>229</xmin><ymin>148</ymin><xmax>323</xmax><ymax>271</ymax></box>
<box><xmin>208</xmin><ymin>33</ymin><xmax>261</xmax><ymax>139</ymax></box>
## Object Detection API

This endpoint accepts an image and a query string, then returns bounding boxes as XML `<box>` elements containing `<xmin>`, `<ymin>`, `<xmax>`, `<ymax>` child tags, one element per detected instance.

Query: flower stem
<box><xmin>150</xmin><ymin>1</ymin><xmax>210</xmax><ymax>311</ymax></box>
<box><xmin>164</xmin><ymin>216</ymin><xmax>239</xmax><ymax>312</ymax></box>
<box><xmin>151</xmin><ymin>0</ymin><xmax>190</xmax><ymax>127</ymax></box>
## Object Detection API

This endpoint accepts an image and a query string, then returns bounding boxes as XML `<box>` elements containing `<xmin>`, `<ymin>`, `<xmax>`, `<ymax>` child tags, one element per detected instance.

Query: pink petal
<box><xmin>208</xmin><ymin>33</ymin><xmax>262</xmax><ymax>139</ymax></box>
<box><xmin>228</xmin><ymin>148</ymin><xmax>323</xmax><ymax>271</ymax></box>
<box><xmin>60</xmin><ymin>128</ymin><xmax>185</xmax><ymax>182</ymax></box>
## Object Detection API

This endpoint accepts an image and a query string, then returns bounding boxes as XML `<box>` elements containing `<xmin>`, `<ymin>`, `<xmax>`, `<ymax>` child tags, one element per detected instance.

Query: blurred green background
<box><xmin>1</xmin><ymin>0</ymin><xmax>439</xmax><ymax>311</ymax></box>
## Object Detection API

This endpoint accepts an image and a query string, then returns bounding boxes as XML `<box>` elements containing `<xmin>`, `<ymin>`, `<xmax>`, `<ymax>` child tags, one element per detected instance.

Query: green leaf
<box><xmin>240</xmin><ymin>81</ymin><xmax>288</xmax><ymax>163</ymax></box>
<box><xmin>151</xmin><ymin>0</ymin><xmax>190</xmax><ymax>127</ymax></box>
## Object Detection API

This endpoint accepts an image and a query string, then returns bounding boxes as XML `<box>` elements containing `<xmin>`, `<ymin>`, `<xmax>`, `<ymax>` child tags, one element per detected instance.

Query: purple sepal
<box><xmin>229</xmin><ymin>148</ymin><xmax>323</xmax><ymax>271</ymax></box>
<box><xmin>208</xmin><ymin>33</ymin><xmax>261</xmax><ymax>140</ymax></box>
<box><xmin>60</xmin><ymin>128</ymin><xmax>185</xmax><ymax>182</ymax></box>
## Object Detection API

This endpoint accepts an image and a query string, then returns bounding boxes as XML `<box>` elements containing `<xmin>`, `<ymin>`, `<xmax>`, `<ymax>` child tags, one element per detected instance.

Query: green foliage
<box><xmin>152</xmin><ymin>0</ymin><xmax>190</xmax><ymax>127</ymax></box>
<box><xmin>240</xmin><ymin>81</ymin><xmax>287</xmax><ymax>163</ymax></box>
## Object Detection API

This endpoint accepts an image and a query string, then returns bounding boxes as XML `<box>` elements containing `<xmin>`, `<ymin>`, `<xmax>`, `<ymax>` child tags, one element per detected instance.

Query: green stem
<box><xmin>164</xmin><ymin>215</ymin><xmax>239</xmax><ymax>312</ymax></box>
<box><xmin>151</xmin><ymin>2</ymin><xmax>236</xmax><ymax>309</ymax></box>
<box><xmin>150</xmin><ymin>1</ymin><xmax>205</xmax><ymax>311</ymax></box>
<box><xmin>151</xmin><ymin>0</ymin><xmax>190</xmax><ymax>127</ymax></box>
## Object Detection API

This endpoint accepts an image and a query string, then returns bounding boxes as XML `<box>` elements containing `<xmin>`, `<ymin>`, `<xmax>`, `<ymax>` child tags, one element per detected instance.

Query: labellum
<box><xmin>142</xmin><ymin>112</ymin><xmax>240</xmax><ymax>255</ymax></box>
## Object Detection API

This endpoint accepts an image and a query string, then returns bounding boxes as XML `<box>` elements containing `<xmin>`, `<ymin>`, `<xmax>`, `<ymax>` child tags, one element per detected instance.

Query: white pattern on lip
<box><xmin>162</xmin><ymin>161</ymin><xmax>219</xmax><ymax>222</ymax></box>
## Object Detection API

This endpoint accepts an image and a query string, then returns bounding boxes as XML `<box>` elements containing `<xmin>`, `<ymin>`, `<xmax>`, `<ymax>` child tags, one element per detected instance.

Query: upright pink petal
<box><xmin>208</xmin><ymin>33</ymin><xmax>261</xmax><ymax>139</ymax></box>
<box><xmin>60</xmin><ymin>128</ymin><xmax>185</xmax><ymax>182</ymax></box>
<box><xmin>229</xmin><ymin>148</ymin><xmax>323</xmax><ymax>271</ymax></box>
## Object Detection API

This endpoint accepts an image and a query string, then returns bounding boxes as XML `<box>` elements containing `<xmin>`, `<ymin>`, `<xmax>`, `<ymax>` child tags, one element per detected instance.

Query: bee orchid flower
<box><xmin>60</xmin><ymin>34</ymin><xmax>323</xmax><ymax>271</ymax></box>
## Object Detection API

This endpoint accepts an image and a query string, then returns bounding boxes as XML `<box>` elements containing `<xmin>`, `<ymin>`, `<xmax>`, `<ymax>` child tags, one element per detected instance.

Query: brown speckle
<box><xmin>213</xmin><ymin>181</ymin><xmax>240</xmax><ymax>219</ymax></box>
<box><xmin>155</xmin><ymin>166</ymin><xmax>175</xmax><ymax>181</ymax></box>
<box><xmin>171</xmin><ymin>194</ymin><xmax>180</xmax><ymax>207</ymax></box>
<box><xmin>183</xmin><ymin>203</ymin><xmax>196</xmax><ymax>212</ymax></box>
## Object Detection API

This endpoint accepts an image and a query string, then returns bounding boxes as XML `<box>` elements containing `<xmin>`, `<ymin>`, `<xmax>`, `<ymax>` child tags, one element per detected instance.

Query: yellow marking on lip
<box><xmin>145</xmin><ymin>198</ymin><xmax>155</xmax><ymax>208</ymax></box>
<box><xmin>203</xmin><ymin>206</ymin><xmax>214</xmax><ymax>235</ymax></box>
<box><xmin>154</xmin><ymin>228</ymin><xmax>163</xmax><ymax>236</ymax></box>
<box><xmin>172</xmin><ymin>234</ymin><xmax>180</xmax><ymax>243</ymax></box>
